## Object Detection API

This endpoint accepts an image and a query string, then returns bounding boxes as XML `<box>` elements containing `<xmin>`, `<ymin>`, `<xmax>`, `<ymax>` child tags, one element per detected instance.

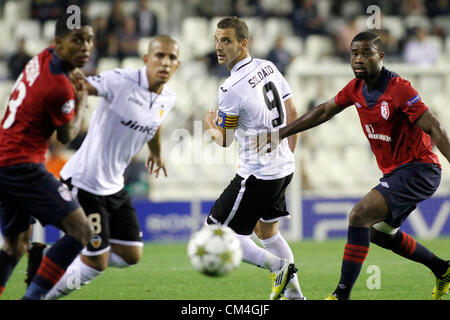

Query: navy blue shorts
<box><xmin>0</xmin><ymin>163</ymin><xmax>80</xmax><ymax>238</ymax></box>
<box><xmin>374</xmin><ymin>162</ymin><xmax>441</xmax><ymax>228</ymax></box>
<box><xmin>207</xmin><ymin>173</ymin><xmax>293</xmax><ymax>235</ymax></box>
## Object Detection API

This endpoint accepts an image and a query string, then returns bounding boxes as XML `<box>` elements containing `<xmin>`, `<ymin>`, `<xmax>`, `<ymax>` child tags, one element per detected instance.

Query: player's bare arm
<box><xmin>56</xmin><ymin>80</ymin><xmax>88</xmax><ymax>145</ymax></box>
<box><xmin>146</xmin><ymin>127</ymin><xmax>167</xmax><ymax>178</ymax></box>
<box><xmin>284</xmin><ymin>97</ymin><xmax>299</xmax><ymax>153</ymax></box>
<box><xmin>204</xmin><ymin>109</ymin><xmax>235</xmax><ymax>147</ymax></box>
<box><xmin>415</xmin><ymin>110</ymin><xmax>450</xmax><ymax>163</ymax></box>
<box><xmin>257</xmin><ymin>98</ymin><xmax>344</xmax><ymax>152</ymax></box>
<box><xmin>280</xmin><ymin>97</ymin><xmax>344</xmax><ymax>139</ymax></box>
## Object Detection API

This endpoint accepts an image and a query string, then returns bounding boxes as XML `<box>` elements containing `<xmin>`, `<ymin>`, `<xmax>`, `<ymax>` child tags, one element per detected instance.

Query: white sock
<box><xmin>236</xmin><ymin>234</ymin><xmax>283</xmax><ymax>272</ymax></box>
<box><xmin>259</xmin><ymin>232</ymin><xmax>305</xmax><ymax>299</ymax></box>
<box><xmin>108</xmin><ymin>251</ymin><xmax>130</xmax><ymax>268</ymax></box>
<box><xmin>45</xmin><ymin>255</ymin><xmax>102</xmax><ymax>300</ymax></box>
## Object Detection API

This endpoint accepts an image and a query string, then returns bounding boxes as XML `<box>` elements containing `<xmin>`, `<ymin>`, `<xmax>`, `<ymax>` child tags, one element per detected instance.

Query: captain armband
<box><xmin>216</xmin><ymin>110</ymin><xmax>238</xmax><ymax>129</ymax></box>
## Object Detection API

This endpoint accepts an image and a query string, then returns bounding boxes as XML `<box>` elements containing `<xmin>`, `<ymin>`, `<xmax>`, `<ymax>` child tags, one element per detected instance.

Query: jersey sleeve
<box><xmin>44</xmin><ymin>83</ymin><xmax>76</xmax><ymax>127</ymax></box>
<box><xmin>335</xmin><ymin>79</ymin><xmax>356</xmax><ymax>108</ymax></box>
<box><xmin>396</xmin><ymin>80</ymin><xmax>428</xmax><ymax>123</ymax></box>
<box><xmin>86</xmin><ymin>69</ymin><xmax>123</xmax><ymax>101</ymax></box>
<box><xmin>216</xmin><ymin>86</ymin><xmax>240</xmax><ymax>129</ymax></box>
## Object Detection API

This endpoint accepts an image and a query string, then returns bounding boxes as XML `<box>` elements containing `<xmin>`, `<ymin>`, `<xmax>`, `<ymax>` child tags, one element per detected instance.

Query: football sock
<box><xmin>108</xmin><ymin>251</ymin><xmax>130</xmax><ymax>268</ymax></box>
<box><xmin>335</xmin><ymin>226</ymin><xmax>370</xmax><ymax>299</ymax></box>
<box><xmin>236</xmin><ymin>234</ymin><xmax>283</xmax><ymax>272</ymax></box>
<box><xmin>22</xmin><ymin>235</ymin><xmax>84</xmax><ymax>300</ymax></box>
<box><xmin>389</xmin><ymin>231</ymin><xmax>448</xmax><ymax>277</ymax></box>
<box><xmin>259</xmin><ymin>231</ymin><xmax>304</xmax><ymax>299</ymax></box>
<box><xmin>0</xmin><ymin>250</ymin><xmax>18</xmax><ymax>297</ymax></box>
<box><xmin>45</xmin><ymin>255</ymin><xmax>102</xmax><ymax>300</ymax></box>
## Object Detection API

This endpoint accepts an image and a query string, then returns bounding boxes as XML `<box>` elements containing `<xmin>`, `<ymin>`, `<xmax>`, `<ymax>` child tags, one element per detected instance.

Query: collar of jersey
<box><xmin>138</xmin><ymin>66</ymin><xmax>150</xmax><ymax>89</ymax></box>
<box><xmin>231</xmin><ymin>55</ymin><xmax>252</xmax><ymax>74</ymax></box>
<box><xmin>49</xmin><ymin>48</ymin><xmax>69</xmax><ymax>77</ymax></box>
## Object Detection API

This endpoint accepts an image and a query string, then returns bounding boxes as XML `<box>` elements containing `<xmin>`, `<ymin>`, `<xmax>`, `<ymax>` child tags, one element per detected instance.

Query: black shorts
<box><xmin>0</xmin><ymin>163</ymin><xmax>80</xmax><ymax>238</ymax></box>
<box><xmin>64</xmin><ymin>179</ymin><xmax>143</xmax><ymax>255</ymax></box>
<box><xmin>374</xmin><ymin>162</ymin><xmax>441</xmax><ymax>228</ymax></box>
<box><xmin>206</xmin><ymin>173</ymin><xmax>293</xmax><ymax>235</ymax></box>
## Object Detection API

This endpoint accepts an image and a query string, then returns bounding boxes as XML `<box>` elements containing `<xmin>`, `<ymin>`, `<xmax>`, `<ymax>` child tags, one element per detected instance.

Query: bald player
<box><xmin>28</xmin><ymin>35</ymin><xmax>181</xmax><ymax>299</ymax></box>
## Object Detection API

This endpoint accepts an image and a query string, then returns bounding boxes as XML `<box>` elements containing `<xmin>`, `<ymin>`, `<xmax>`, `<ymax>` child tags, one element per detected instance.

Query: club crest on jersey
<box><xmin>380</xmin><ymin>101</ymin><xmax>389</xmax><ymax>120</ymax></box>
<box><xmin>58</xmin><ymin>184</ymin><xmax>72</xmax><ymax>202</ymax></box>
<box><xmin>62</xmin><ymin>99</ymin><xmax>75</xmax><ymax>114</ymax></box>
<box><xmin>355</xmin><ymin>102</ymin><xmax>362</xmax><ymax>108</ymax></box>
<box><xmin>90</xmin><ymin>235</ymin><xmax>102</xmax><ymax>249</ymax></box>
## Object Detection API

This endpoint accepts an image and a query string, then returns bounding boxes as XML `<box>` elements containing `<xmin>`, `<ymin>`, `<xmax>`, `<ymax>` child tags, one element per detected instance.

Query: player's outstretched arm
<box><xmin>146</xmin><ymin>127</ymin><xmax>167</xmax><ymax>178</ymax></box>
<box><xmin>416</xmin><ymin>110</ymin><xmax>450</xmax><ymax>164</ymax></box>
<box><xmin>279</xmin><ymin>97</ymin><xmax>343</xmax><ymax>140</ymax></box>
<box><xmin>284</xmin><ymin>97</ymin><xmax>299</xmax><ymax>153</ymax></box>
<box><xmin>204</xmin><ymin>109</ymin><xmax>235</xmax><ymax>147</ymax></box>
<box><xmin>256</xmin><ymin>97</ymin><xmax>344</xmax><ymax>152</ymax></box>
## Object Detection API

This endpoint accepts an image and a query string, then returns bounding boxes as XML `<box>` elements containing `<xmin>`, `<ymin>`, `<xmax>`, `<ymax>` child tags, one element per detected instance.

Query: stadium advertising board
<box><xmin>28</xmin><ymin>196</ymin><xmax>450</xmax><ymax>243</ymax></box>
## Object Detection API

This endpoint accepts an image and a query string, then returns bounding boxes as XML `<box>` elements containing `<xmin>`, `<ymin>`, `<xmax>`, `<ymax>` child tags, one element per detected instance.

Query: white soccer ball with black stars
<box><xmin>187</xmin><ymin>224</ymin><xmax>243</xmax><ymax>277</ymax></box>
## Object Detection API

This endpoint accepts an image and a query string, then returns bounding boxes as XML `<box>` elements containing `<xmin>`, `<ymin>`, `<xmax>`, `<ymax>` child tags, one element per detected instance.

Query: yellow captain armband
<box><xmin>216</xmin><ymin>110</ymin><xmax>238</xmax><ymax>129</ymax></box>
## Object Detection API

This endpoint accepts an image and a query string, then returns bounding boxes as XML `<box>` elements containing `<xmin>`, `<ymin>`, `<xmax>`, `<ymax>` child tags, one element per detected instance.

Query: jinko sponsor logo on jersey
<box><xmin>120</xmin><ymin>119</ymin><xmax>158</xmax><ymax>136</ymax></box>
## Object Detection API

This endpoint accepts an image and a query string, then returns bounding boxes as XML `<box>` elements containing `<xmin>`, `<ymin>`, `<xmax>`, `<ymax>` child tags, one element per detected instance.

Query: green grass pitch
<box><xmin>2</xmin><ymin>237</ymin><xmax>449</xmax><ymax>300</ymax></box>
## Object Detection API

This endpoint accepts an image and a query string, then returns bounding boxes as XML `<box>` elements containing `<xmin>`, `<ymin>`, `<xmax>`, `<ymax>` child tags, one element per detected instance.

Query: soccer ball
<box><xmin>187</xmin><ymin>224</ymin><xmax>243</xmax><ymax>277</ymax></box>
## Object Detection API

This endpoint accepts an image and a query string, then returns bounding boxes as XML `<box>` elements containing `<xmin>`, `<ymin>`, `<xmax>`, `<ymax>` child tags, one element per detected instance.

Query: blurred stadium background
<box><xmin>0</xmin><ymin>0</ymin><xmax>450</xmax><ymax>244</ymax></box>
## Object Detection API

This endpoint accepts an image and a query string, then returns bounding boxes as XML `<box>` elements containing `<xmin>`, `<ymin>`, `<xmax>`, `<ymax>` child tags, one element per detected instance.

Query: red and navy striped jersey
<box><xmin>0</xmin><ymin>47</ymin><xmax>76</xmax><ymax>167</ymax></box>
<box><xmin>335</xmin><ymin>67</ymin><xmax>440</xmax><ymax>174</ymax></box>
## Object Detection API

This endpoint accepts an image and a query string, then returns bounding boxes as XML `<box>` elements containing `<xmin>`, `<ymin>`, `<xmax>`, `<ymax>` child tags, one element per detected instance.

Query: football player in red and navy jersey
<box><xmin>259</xmin><ymin>31</ymin><xmax>450</xmax><ymax>300</ymax></box>
<box><xmin>0</xmin><ymin>12</ymin><xmax>94</xmax><ymax>299</ymax></box>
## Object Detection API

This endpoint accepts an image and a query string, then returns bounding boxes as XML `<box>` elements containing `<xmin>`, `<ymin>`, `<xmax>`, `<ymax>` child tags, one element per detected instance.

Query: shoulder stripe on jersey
<box><xmin>235</xmin><ymin>58</ymin><xmax>254</xmax><ymax>72</ymax></box>
<box><xmin>231</xmin><ymin>60</ymin><xmax>265</xmax><ymax>87</ymax></box>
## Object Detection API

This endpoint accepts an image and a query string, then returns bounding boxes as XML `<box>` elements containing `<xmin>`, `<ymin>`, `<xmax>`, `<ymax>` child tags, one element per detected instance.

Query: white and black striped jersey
<box><xmin>217</xmin><ymin>56</ymin><xmax>295</xmax><ymax>180</ymax></box>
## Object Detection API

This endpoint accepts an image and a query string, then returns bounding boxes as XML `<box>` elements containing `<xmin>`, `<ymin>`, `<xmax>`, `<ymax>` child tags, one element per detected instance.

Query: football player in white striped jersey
<box><xmin>203</xmin><ymin>17</ymin><xmax>305</xmax><ymax>300</ymax></box>
<box><xmin>36</xmin><ymin>35</ymin><xmax>180</xmax><ymax>299</ymax></box>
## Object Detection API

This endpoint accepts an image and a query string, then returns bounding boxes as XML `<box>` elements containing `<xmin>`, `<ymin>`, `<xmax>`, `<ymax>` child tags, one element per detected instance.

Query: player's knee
<box><xmin>348</xmin><ymin>202</ymin><xmax>374</xmax><ymax>227</ymax></box>
<box><xmin>122</xmin><ymin>248</ymin><xmax>143</xmax><ymax>265</ymax></box>
<box><xmin>348</xmin><ymin>208</ymin><xmax>365</xmax><ymax>226</ymax></box>
<box><xmin>81</xmin><ymin>254</ymin><xmax>108</xmax><ymax>271</ymax></box>
<box><xmin>254</xmin><ymin>221</ymin><xmax>278</xmax><ymax>240</ymax></box>
<box><xmin>110</xmin><ymin>244</ymin><xmax>142</xmax><ymax>266</ymax></box>
<box><xmin>124</xmin><ymin>254</ymin><xmax>141</xmax><ymax>265</ymax></box>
